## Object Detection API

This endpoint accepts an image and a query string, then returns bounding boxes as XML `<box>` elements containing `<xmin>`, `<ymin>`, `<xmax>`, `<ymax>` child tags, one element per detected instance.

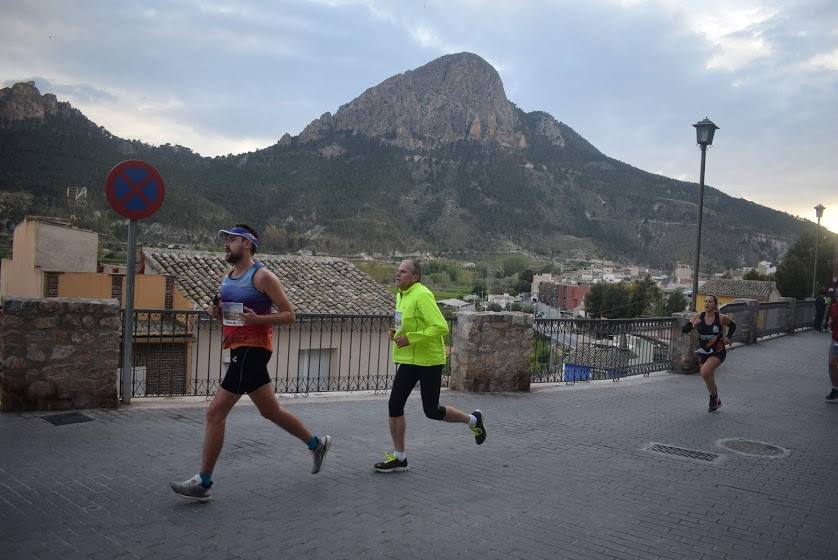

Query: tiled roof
<box><xmin>144</xmin><ymin>249</ymin><xmax>395</xmax><ymax>315</ymax></box>
<box><xmin>698</xmin><ymin>279</ymin><xmax>776</xmax><ymax>300</ymax></box>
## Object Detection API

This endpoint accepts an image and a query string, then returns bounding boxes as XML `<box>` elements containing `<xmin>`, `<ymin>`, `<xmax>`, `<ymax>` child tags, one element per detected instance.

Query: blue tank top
<box><xmin>220</xmin><ymin>262</ymin><xmax>273</xmax><ymax>350</ymax></box>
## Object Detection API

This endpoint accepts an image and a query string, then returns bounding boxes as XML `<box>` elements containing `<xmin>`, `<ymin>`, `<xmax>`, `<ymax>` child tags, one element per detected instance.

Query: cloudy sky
<box><xmin>3</xmin><ymin>0</ymin><xmax>837</xmax><ymax>232</ymax></box>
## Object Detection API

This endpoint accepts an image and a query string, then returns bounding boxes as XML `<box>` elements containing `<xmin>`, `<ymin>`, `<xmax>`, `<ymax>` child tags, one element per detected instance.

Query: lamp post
<box><xmin>691</xmin><ymin>117</ymin><xmax>719</xmax><ymax>311</ymax></box>
<box><xmin>812</xmin><ymin>204</ymin><xmax>825</xmax><ymax>298</ymax></box>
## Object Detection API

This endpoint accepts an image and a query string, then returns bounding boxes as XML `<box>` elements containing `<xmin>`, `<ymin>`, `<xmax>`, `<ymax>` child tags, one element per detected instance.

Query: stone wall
<box><xmin>671</xmin><ymin>312</ymin><xmax>698</xmax><ymax>374</ymax></box>
<box><xmin>449</xmin><ymin>311</ymin><xmax>533</xmax><ymax>392</ymax></box>
<box><xmin>0</xmin><ymin>297</ymin><xmax>120</xmax><ymax>412</ymax></box>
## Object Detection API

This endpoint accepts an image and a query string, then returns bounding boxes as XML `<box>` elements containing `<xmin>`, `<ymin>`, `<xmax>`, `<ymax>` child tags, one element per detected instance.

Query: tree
<box><xmin>585</xmin><ymin>277</ymin><xmax>668</xmax><ymax>318</ymax></box>
<box><xmin>515</xmin><ymin>269</ymin><xmax>535</xmax><ymax>294</ymax></box>
<box><xmin>775</xmin><ymin>232</ymin><xmax>836</xmax><ymax>298</ymax></box>
<box><xmin>584</xmin><ymin>283</ymin><xmax>631</xmax><ymax>318</ymax></box>
<box><xmin>497</xmin><ymin>254</ymin><xmax>530</xmax><ymax>277</ymax></box>
<box><xmin>629</xmin><ymin>276</ymin><xmax>662</xmax><ymax>317</ymax></box>
<box><xmin>743</xmin><ymin>269</ymin><xmax>768</xmax><ymax>281</ymax></box>
<box><xmin>665</xmin><ymin>289</ymin><xmax>688</xmax><ymax>314</ymax></box>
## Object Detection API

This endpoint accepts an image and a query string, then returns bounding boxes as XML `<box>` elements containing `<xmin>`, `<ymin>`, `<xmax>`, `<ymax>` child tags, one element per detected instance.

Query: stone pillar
<box><xmin>1</xmin><ymin>297</ymin><xmax>120</xmax><ymax>412</ymax></box>
<box><xmin>740</xmin><ymin>299</ymin><xmax>760</xmax><ymax>344</ymax></box>
<box><xmin>783</xmin><ymin>298</ymin><xmax>796</xmax><ymax>335</ymax></box>
<box><xmin>671</xmin><ymin>312</ymin><xmax>698</xmax><ymax>374</ymax></box>
<box><xmin>449</xmin><ymin>311</ymin><xmax>533</xmax><ymax>392</ymax></box>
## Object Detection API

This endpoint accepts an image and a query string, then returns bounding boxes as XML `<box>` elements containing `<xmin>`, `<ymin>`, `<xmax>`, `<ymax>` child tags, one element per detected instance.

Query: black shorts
<box><xmin>221</xmin><ymin>347</ymin><xmax>272</xmax><ymax>395</ymax></box>
<box><xmin>699</xmin><ymin>348</ymin><xmax>726</xmax><ymax>365</ymax></box>
<box><xmin>388</xmin><ymin>363</ymin><xmax>446</xmax><ymax>420</ymax></box>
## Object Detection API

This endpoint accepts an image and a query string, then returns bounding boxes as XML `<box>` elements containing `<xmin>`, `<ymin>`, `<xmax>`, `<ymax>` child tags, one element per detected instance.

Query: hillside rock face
<box><xmin>302</xmin><ymin>52</ymin><xmax>526</xmax><ymax>150</ymax></box>
<box><xmin>0</xmin><ymin>82</ymin><xmax>68</xmax><ymax>124</ymax></box>
<box><xmin>0</xmin><ymin>55</ymin><xmax>811</xmax><ymax>267</ymax></box>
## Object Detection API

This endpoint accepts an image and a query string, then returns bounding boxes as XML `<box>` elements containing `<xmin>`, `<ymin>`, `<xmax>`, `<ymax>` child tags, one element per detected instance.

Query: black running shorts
<box><xmin>699</xmin><ymin>348</ymin><xmax>726</xmax><ymax>365</ymax></box>
<box><xmin>221</xmin><ymin>347</ymin><xmax>272</xmax><ymax>395</ymax></box>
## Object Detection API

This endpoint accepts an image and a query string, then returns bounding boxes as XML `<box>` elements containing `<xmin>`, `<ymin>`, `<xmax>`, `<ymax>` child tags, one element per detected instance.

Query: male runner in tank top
<box><xmin>681</xmin><ymin>294</ymin><xmax>736</xmax><ymax>412</ymax></box>
<box><xmin>171</xmin><ymin>224</ymin><xmax>331</xmax><ymax>501</ymax></box>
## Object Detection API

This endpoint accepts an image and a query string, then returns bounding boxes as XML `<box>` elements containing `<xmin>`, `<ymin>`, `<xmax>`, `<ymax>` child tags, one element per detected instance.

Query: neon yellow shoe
<box><xmin>470</xmin><ymin>410</ymin><xmax>486</xmax><ymax>445</ymax></box>
<box><xmin>374</xmin><ymin>451</ymin><xmax>408</xmax><ymax>473</ymax></box>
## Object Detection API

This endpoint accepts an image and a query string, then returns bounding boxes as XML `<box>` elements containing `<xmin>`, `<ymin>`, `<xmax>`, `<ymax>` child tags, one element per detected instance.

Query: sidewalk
<box><xmin>1</xmin><ymin>330</ymin><xmax>836</xmax><ymax>559</ymax></box>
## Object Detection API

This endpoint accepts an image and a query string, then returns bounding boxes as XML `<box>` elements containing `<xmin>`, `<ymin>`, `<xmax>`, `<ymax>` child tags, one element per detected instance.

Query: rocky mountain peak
<box><xmin>301</xmin><ymin>52</ymin><xmax>526</xmax><ymax>150</ymax></box>
<box><xmin>0</xmin><ymin>82</ymin><xmax>69</xmax><ymax>124</ymax></box>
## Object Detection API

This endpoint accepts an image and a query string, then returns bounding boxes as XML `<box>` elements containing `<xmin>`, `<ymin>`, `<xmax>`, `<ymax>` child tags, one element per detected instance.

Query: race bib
<box><xmin>222</xmin><ymin>302</ymin><xmax>244</xmax><ymax>326</ymax></box>
<box><xmin>394</xmin><ymin>311</ymin><xmax>403</xmax><ymax>331</ymax></box>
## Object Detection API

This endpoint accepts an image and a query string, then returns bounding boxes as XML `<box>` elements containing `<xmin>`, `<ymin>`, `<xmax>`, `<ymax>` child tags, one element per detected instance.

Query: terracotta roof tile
<box><xmin>698</xmin><ymin>279</ymin><xmax>776</xmax><ymax>300</ymax></box>
<box><xmin>144</xmin><ymin>249</ymin><xmax>394</xmax><ymax>315</ymax></box>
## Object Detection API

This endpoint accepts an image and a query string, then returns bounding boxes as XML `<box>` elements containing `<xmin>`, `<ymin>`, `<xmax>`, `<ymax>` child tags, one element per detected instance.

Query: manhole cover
<box><xmin>717</xmin><ymin>438</ymin><xmax>789</xmax><ymax>458</ymax></box>
<box><xmin>42</xmin><ymin>412</ymin><xmax>93</xmax><ymax>426</ymax></box>
<box><xmin>644</xmin><ymin>443</ymin><xmax>722</xmax><ymax>463</ymax></box>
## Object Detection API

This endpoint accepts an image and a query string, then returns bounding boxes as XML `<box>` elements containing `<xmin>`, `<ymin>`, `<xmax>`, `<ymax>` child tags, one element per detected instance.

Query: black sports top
<box><xmin>696</xmin><ymin>312</ymin><xmax>725</xmax><ymax>353</ymax></box>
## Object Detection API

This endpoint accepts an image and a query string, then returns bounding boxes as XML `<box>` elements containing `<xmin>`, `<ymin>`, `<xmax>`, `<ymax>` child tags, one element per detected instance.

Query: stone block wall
<box><xmin>0</xmin><ymin>297</ymin><xmax>120</xmax><ymax>412</ymax></box>
<box><xmin>670</xmin><ymin>312</ymin><xmax>698</xmax><ymax>374</ymax></box>
<box><xmin>449</xmin><ymin>311</ymin><xmax>533</xmax><ymax>392</ymax></box>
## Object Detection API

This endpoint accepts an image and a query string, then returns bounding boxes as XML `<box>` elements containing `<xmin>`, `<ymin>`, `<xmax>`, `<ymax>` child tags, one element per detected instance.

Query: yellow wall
<box><xmin>695</xmin><ymin>293</ymin><xmax>767</xmax><ymax>312</ymax></box>
<box><xmin>57</xmin><ymin>273</ymin><xmax>192</xmax><ymax>309</ymax></box>
<box><xmin>0</xmin><ymin>218</ymin><xmax>97</xmax><ymax>298</ymax></box>
<box><xmin>694</xmin><ymin>294</ymin><xmax>739</xmax><ymax>312</ymax></box>
<box><xmin>1</xmin><ymin>257</ymin><xmax>43</xmax><ymax>298</ymax></box>
<box><xmin>58</xmin><ymin>273</ymin><xmax>112</xmax><ymax>299</ymax></box>
<box><xmin>0</xmin><ymin>221</ymin><xmax>41</xmax><ymax>297</ymax></box>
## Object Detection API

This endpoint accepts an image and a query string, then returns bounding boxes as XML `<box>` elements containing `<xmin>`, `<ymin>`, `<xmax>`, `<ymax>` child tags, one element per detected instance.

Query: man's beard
<box><xmin>225</xmin><ymin>250</ymin><xmax>242</xmax><ymax>264</ymax></box>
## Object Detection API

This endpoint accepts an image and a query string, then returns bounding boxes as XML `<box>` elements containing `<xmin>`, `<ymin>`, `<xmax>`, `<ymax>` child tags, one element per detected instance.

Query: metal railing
<box><xmin>120</xmin><ymin>301</ymin><xmax>817</xmax><ymax>398</ymax></box>
<box><xmin>121</xmin><ymin>310</ymin><xmax>454</xmax><ymax>398</ymax></box>
<box><xmin>530</xmin><ymin>317</ymin><xmax>676</xmax><ymax>383</ymax></box>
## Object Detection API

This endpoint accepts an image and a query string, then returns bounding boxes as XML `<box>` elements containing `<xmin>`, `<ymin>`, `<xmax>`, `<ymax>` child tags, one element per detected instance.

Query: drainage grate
<box><xmin>42</xmin><ymin>412</ymin><xmax>93</xmax><ymax>426</ymax></box>
<box><xmin>717</xmin><ymin>438</ymin><xmax>789</xmax><ymax>458</ymax></box>
<box><xmin>645</xmin><ymin>443</ymin><xmax>720</xmax><ymax>463</ymax></box>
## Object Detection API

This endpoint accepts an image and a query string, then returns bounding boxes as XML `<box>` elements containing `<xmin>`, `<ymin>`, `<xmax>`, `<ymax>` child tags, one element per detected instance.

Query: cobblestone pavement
<box><xmin>2</xmin><ymin>330</ymin><xmax>837</xmax><ymax>559</ymax></box>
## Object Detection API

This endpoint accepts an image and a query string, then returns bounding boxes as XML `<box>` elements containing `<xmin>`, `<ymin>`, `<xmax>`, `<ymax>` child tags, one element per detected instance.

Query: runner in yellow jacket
<box><xmin>374</xmin><ymin>259</ymin><xmax>487</xmax><ymax>473</ymax></box>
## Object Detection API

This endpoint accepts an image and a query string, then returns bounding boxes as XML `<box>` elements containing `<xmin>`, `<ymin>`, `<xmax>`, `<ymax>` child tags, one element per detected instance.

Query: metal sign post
<box><xmin>121</xmin><ymin>220</ymin><xmax>138</xmax><ymax>404</ymax></box>
<box><xmin>105</xmin><ymin>160</ymin><xmax>165</xmax><ymax>404</ymax></box>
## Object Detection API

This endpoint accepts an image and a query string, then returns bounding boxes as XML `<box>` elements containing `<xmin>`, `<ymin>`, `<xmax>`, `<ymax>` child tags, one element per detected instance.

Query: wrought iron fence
<box><xmin>530</xmin><ymin>317</ymin><xmax>676</xmax><ymax>383</ymax></box>
<box><xmin>121</xmin><ymin>310</ymin><xmax>453</xmax><ymax>398</ymax></box>
<box><xmin>121</xmin><ymin>301</ymin><xmax>816</xmax><ymax>398</ymax></box>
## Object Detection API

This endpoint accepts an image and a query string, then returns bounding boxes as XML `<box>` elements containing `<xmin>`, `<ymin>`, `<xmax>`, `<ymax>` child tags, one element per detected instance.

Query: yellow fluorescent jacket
<box><xmin>393</xmin><ymin>282</ymin><xmax>449</xmax><ymax>366</ymax></box>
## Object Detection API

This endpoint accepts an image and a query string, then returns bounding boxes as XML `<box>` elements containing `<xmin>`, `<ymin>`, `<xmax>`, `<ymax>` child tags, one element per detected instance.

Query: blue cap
<box><xmin>218</xmin><ymin>226</ymin><xmax>259</xmax><ymax>247</ymax></box>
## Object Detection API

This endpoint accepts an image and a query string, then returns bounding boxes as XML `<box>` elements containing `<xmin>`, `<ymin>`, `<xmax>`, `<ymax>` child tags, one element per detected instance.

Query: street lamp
<box><xmin>691</xmin><ymin>117</ymin><xmax>719</xmax><ymax>311</ymax></box>
<box><xmin>812</xmin><ymin>204</ymin><xmax>825</xmax><ymax>298</ymax></box>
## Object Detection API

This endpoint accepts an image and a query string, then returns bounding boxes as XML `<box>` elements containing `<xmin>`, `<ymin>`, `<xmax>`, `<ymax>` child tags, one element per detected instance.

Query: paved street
<box><xmin>2</xmin><ymin>330</ymin><xmax>837</xmax><ymax>559</ymax></box>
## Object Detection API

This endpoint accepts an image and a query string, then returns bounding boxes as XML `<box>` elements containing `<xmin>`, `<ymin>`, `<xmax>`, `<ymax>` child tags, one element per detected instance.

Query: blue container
<box><xmin>605</xmin><ymin>368</ymin><xmax>625</xmax><ymax>380</ymax></box>
<box><xmin>564</xmin><ymin>363</ymin><xmax>591</xmax><ymax>382</ymax></box>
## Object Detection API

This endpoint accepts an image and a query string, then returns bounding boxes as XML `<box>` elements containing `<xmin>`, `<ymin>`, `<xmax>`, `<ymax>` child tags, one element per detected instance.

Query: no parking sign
<box><xmin>105</xmin><ymin>160</ymin><xmax>166</xmax><ymax>404</ymax></box>
<box><xmin>105</xmin><ymin>160</ymin><xmax>165</xmax><ymax>219</ymax></box>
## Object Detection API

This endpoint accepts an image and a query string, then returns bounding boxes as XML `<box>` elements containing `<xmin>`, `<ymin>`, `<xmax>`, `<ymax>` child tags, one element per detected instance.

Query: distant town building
<box><xmin>487</xmin><ymin>293</ymin><xmax>518</xmax><ymax>309</ymax></box>
<box><xmin>437</xmin><ymin>298</ymin><xmax>474</xmax><ymax>314</ymax></box>
<box><xmin>674</xmin><ymin>263</ymin><xmax>693</xmax><ymax>286</ymax></box>
<box><xmin>756</xmin><ymin>261</ymin><xmax>777</xmax><ymax>276</ymax></box>
<box><xmin>537</xmin><ymin>282</ymin><xmax>591</xmax><ymax>314</ymax></box>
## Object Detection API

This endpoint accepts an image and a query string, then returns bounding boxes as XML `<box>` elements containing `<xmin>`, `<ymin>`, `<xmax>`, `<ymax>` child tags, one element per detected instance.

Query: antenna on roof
<box><xmin>66</xmin><ymin>186</ymin><xmax>88</xmax><ymax>224</ymax></box>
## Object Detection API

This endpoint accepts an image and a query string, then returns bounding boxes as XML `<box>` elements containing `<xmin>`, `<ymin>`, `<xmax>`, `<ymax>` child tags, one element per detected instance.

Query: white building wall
<box><xmin>190</xmin><ymin>322</ymin><xmax>396</xmax><ymax>393</ymax></box>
